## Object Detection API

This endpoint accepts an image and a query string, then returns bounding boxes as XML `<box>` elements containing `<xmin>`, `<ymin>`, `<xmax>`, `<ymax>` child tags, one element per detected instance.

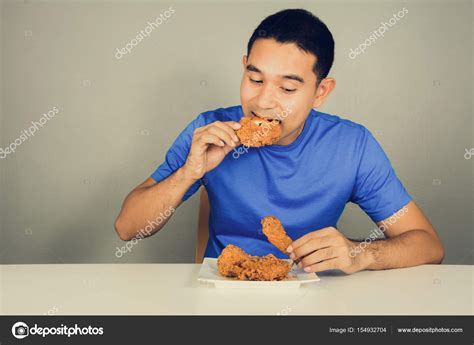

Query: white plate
<box><xmin>198</xmin><ymin>258</ymin><xmax>320</xmax><ymax>288</ymax></box>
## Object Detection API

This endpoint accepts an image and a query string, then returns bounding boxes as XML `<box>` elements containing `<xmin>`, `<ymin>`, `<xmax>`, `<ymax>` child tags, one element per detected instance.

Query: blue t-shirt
<box><xmin>151</xmin><ymin>105</ymin><xmax>411</xmax><ymax>258</ymax></box>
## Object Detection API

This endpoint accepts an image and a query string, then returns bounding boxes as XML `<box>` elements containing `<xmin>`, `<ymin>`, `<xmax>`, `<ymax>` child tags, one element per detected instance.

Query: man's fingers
<box><xmin>197</xmin><ymin>133</ymin><xmax>225</xmax><ymax>147</ymax></box>
<box><xmin>303</xmin><ymin>257</ymin><xmax>340</xmax><ymax>273</ymax></box>
<box><xmin>299</xmin><ymin>247</ymin><xmax>339</xmax><ymax>268</ymax></box>
<box><xmin>224</xmin><ymin>121</ymin><xmax>242</xmax><ymax>130</ymax></box>
<box><xmin>221</xmin><ymin>142</ymin><xmax>237</xmax><ymax>155</ymax></box>
<box><xmin>198</xmin><ymin>120</ymin><xmax>240</xmax><ymax>132</ymax></box>
<box><xmin>291</xmin><ymin>236</ymin><xmax>333</xmax><ymax>260</ymax></box>
<box><xmin>288</xmin><ymin>227</ymin><xmax>337</xmax><ymax>252</ymax></box>
<box><xmin>213</xmin><ymin>121</ymin><xmax>241</xmax><ymax>141</ymax></box>
<box><xmin>206</xmin><ymin>126</ymin><xmax>236</xmax><ymax>147</ymax></box>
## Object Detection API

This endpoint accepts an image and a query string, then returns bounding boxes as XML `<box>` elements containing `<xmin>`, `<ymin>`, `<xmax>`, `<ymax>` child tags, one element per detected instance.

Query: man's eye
<box><xmin>250</xmin><ymin>78</ymin><xmax>263</xmax><ymax>84</ymax></box>
<box><xmin>282</xmin><ymin>87</ymin><xmax>296</xmax><ymax>93</ymax></box>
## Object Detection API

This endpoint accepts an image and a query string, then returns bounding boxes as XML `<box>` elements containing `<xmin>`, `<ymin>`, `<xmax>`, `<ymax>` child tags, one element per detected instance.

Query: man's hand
<box><xmin>182</xmin><ymin>121</ymin><xmax>241</xmax><ymax>181</ymax></box>
<box><xmin>287</xmin><ymin>227</ymin><xmax>370</xmax><ymax>274</ymax></box>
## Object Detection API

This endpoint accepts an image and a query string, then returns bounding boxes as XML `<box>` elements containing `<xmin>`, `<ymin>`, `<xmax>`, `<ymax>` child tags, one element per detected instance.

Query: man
<box><xmin>115</xmin><ymin>9</ymin><xmax>444</xmax><ymax>274</ymax></box>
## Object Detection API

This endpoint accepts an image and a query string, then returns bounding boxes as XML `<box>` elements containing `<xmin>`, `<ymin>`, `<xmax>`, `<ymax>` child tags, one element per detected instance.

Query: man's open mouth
<box><xmin>251</xmin><ymin>111</ymin><xmax>282</xmax><ymax>124</ymax></box>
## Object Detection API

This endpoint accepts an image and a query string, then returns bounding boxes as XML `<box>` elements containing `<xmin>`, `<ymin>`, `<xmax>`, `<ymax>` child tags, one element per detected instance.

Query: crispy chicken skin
<box><xmin>217</xmin><ymin>245</ymin><xmax>291</xmax><ymax>281</ymax></box>
<box><xmin>261</xmin><ymin>216</ymin><xmax>293</xmax><ymax>255</ymax></box>
<box><xmin>236</xmin><ymin>116</ymin><xmax>282</xmax><ymax>147</ymax></box>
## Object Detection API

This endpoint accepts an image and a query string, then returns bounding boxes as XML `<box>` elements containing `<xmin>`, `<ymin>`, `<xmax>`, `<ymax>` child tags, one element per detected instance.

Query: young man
<box><xmin>115</xmin><ymin>9</ymin><xmax>444</xmax><ymax>274</ymax></box>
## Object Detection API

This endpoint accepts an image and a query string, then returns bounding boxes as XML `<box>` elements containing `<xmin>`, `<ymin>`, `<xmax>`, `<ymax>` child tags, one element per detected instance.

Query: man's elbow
<box><xmin>430</xmin><ymin>234</ymin><xmax>445</xmax><ymax>264</ymax></box>
<box><xmin>434</xmin><ymin>241</ymin><xmax>445</xmax><ymax>264</ymax></box>
<box><xmin>114</xmin><ymin>216</ymin><xmax>133</xmax><ymax>241</ymax></box>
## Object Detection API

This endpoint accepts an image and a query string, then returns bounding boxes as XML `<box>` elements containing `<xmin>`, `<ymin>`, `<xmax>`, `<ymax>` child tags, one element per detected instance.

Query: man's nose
<box><xmin>255</xmin><ymin>84</ymin><xmax>277</xmax><ymax>110</ymax></box>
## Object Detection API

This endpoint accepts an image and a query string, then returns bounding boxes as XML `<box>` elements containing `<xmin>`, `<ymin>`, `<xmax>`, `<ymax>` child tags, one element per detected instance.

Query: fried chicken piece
<box><xmin>241</xmin><ymin>254</ymin><xmax>292</xmax><ymax>281</ymax></box>
<box><xmin>216</xmin><ymin>244</ymin><xmax>249</xmax><ymax>279</ymax></box>
<box><xmin>217</xmin><ymin>244</ymin><xmax>291</xmax><ymax>281</ymax></box>
<box><xmin>236</xmin><ymin>116</ymin><xmax>282</xmax><ymax>147</ymax></box>
<box><xmin>261</xmin><ymin>216</ymin><xmax>293</xmax><ymax>255</ymax></box>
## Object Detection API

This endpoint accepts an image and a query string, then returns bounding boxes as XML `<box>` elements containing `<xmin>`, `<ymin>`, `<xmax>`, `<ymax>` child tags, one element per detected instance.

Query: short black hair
<box><xmin>247</xmin><ymin>9</ymin><xmax>335</xmax><ymax>82</ymax></box>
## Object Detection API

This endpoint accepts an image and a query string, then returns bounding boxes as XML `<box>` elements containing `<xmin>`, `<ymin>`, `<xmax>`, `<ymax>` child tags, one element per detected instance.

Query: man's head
<box><xmin>240</xmin><ymin>9</ymin><xmax>336</xmax><ymax>145</ymax></box>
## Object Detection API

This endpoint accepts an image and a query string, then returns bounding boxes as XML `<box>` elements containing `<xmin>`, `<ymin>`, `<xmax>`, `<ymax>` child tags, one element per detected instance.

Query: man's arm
<box><xmin>114</xmin><ymin>119</ymin><xmax>241</xmax><ymax>241</ymax></box>
<box><xmin>288</xmin><ymin>201</ymin><xmax>445</xmax><ymax>274</ymax></box>
<box><xmin>362</xmin><ymin>200</ymin><xmax>445</xmax><ymax>270</ymax></box>
<box><xmin>114</xmin><ymin>167</ymin><xmax>196</xmax><ymax>241</ymax></box>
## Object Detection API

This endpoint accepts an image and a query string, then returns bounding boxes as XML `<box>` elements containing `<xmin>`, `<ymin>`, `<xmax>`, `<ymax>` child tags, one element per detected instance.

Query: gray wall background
<box><xmin>0</xmin><ymin>0</ymin><xmax>472</xmax><ymax>264</ymax></box>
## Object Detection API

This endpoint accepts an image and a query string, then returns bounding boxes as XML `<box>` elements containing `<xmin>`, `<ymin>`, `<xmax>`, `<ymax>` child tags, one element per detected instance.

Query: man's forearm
<box><xmin>115</xmin><ymin>166</ymin><xmax>198</xmax><ymax>241</ymax></box>
<box><xmin>358</xmin><ymin>229</ymin><xmax>445</xmax><ymax>270</ymax></box>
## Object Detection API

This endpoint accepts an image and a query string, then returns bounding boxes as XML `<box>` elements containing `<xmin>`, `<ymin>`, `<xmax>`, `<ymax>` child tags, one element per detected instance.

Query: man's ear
<box><xmin>242</xmin><ymin>55</ymin><xmax>247</xmax><ymax>68</ymax></box>
<box><xmin>313</xmin><ymin>77</ymin><xmax>336</xmax><ymax>108</ymax></box>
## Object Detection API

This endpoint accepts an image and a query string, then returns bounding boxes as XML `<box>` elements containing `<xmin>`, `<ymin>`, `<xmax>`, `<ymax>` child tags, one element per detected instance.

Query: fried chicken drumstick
<box><xmin>236</xmin><ymin>115</ymin><xmax>282</xmax><ymax>147</ymax></box>
<box><xmin>261</xmin><ymin>216</ymin><xmax>293</xmax><ymax>255</ymax></box>
<box><xmin>217</xmin><ymin>245</ymin><xmax>291</xmax><ymax>281</ymax></box>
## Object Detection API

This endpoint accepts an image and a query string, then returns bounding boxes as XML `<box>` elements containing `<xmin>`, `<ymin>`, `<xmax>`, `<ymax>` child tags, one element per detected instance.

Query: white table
<box><xmin>1</xmin><ymin>264</ymin><xmax>472</xmax><ymax>315</ymax></box>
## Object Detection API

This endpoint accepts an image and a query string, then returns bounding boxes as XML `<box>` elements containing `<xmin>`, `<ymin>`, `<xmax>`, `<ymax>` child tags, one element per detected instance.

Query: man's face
<box><xmin>240</xmin><ymin>38</ymin><xmax>319</xmax><ymax>145</ymax></box>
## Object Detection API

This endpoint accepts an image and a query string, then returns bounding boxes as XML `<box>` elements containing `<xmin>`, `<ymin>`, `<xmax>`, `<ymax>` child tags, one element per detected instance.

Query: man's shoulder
<box><xmin>312</xmin><ymin>109</ymin><xmax>366</xmax><ymax>131</ymax></box>
<box><xmin>194</xmin><ymin>105</ymin><xmax>243</xmax><ymax>126</ymax></box>
<box><xmin>311</xmin><ymin>109</ymin><xmax>369</xmax><ymax>140</ymax></box>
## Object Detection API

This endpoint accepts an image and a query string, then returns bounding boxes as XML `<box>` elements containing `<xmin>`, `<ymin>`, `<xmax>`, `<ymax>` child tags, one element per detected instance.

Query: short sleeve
<box><xmin>150</xmin><ymin>114</ymin><xmax>206</xmax><ymax>202</ymax></box>
<box><xmin>350</xmin><ymin>129</ymin><xmax>412</xmax><ymax>222</ymax></box>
